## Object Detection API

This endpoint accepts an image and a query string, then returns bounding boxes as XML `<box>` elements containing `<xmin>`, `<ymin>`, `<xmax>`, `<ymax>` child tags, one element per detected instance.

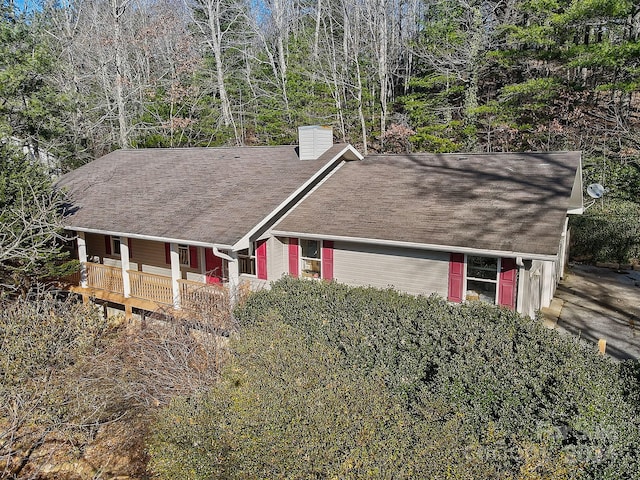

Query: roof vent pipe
<box><xmin>298</xmin><ymin>125</ymin><xmax>333</xmax><ymax>160</ymax></box>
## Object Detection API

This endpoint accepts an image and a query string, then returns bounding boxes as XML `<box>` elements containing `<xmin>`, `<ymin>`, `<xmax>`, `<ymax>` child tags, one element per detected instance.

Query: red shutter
<box><xmin>498</xmin><ymin>258</ymin><xmax>518</xmax><ymax>310</ymax></box>
<box><xmin>321</xmin><ymin>240</ymin><xmax>334</xmax><ymax>280</ymax></box>
<box><xmin>165</xmin><ymin>243</ymin><xmax>171</xmax><ymax>264</ymax></box>
<box><xmin>256</xmin><ymin>239</ymin><xmax>268</xmax><ymax>280</ymax></box>
<box><xmin>256</xmin><ymin>239</ymin><xmax>267</xmax><ymax>280</ymax></box>
<box><xmin>189</xmin><ymin>246</ymin><xmax>198</xmax><ymax>269</ymax></box>
<box><xmin>205</xmin><ymin>249</ymin><xmax>223</xmax><ymax>284</ymax></box>
<box><xmin>448</xmin><ymin>253</ymin><xmax>465</xmax><ymax>303</ymax></box>
<box><xmin>288</xmin><ymin>238</ymin><xmax>299</xmax><ymax>277</ymax></box>
<box><xmin>127</xmin><ymin>238</ymin><xmax>133</xmax><ymax>258</ymax></box>
<box><xmin>105</xmin><ymin>235</ymin><xmax>112</xmax><ymax>255</ymax></box>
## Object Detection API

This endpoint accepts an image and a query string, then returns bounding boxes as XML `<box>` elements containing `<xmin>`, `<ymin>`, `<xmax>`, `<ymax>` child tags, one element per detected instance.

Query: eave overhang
<box><xmin>269</xmin><ymin>230</ymin><xmax>559</xmax><ymax>262</ymax></box>
<box><xmin>64</xmin><ymin>226</ymin><xmax>234</xmax><ymax>250</ymax></box>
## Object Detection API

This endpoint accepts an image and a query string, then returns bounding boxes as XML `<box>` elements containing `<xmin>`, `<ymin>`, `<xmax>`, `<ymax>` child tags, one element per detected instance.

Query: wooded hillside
<box><xmin>2</xmin><ymin>0</ymin><xmax>639</xmax><ymax>260</ymax></box>
<box><xmin>3</xmin><ymin>0</ymin><xmax>639</xmax><ymax>170</ymax></box>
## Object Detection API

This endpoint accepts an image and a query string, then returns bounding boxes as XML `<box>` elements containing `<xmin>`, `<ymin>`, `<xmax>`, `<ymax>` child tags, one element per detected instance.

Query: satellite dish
<box><xmin>587</xmin><ymin>183</ymin><xmax>605</xmax><ymax>199</ymax></box>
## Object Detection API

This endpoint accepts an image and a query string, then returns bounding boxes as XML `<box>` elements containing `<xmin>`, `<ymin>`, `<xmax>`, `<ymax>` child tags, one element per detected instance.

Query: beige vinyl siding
<box><xmin>135</xmin><ymin>239</ymin><xmax>202</xmax><ymax>278</ymax></box>
<box><xmin>333</xmin><ymin>241</ymin><xmax>449</xmax><ymax>297</ymax></box>
<box><xmin>85</xmin><ymin>232</ymin><xmax>107</xmax><ymax>259</ymax></box>
<box><xmin>268</xmin><ymin>236</ymin><xmax>286</xmax><ymax>281</ymax></box>
<box><xmin>84</xmin><ymin>233</ymin><xmax>130</xmax><ymax>269</ymax></box>
<box><xmin>84</xmin><ymin>234</ymin><xmax>202</xmax><ymax>279</ymax></box>
<box><xmin>116</xmin><ymin>238</ymin><xmax>163</xmax><ymax>275</ymax></box>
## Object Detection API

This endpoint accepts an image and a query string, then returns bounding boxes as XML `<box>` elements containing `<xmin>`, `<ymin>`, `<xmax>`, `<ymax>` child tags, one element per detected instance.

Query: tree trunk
<box><xmin>111</xmin><ymin>0</ymin><xmax>129</xmax><ymax>148</ymax></box>
<box><xmin>204</xmin><ymin>0</ymin><xmax>238</xmax><ymax>142</ymax></box>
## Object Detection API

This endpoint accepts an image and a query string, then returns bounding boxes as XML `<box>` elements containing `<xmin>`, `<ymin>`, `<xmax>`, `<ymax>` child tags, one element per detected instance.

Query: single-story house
<box><xmin>57</xmin><ymin>126</ymin><xmax>362</xmax><ymax>316</ymax></box>
<box><xmin>268</xmin><ymin>151</ymin><xmax>583</xmax><ymax>318</ymax></box>
<box><xmin>58</xmin><ymin>126</ymin><xmax>583</xmax><ymax>318</ymax></box>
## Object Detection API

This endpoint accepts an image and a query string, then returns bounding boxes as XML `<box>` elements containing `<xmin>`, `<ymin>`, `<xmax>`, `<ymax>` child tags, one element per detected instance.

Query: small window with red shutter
<box><xmin>174</xmin><ymin>244</ymin><xmax>198</xmax><ymax>268</ymax></box>
<box><xmin>290</xmin><ymin>239</ymin><xmax>334</xmax><ymax>281</ymax></box>
<box><xmin>237</xmin><ymin>248</ymin><xmax>256</xmax><ymax>275</ymax></box>
<box><xmin>466</xmin><ymin>256</ymin><xmax>499</xmax><ymax>303</ymax></box>
<box><xmin>178</xmin><ymin>244</ymin><xmax>190</xmax><ymax>266</ymax></box>
<box><xmin>106</xmin><ymin>236</ymin><xmax>121</xmax><ymax>257</ymax></box>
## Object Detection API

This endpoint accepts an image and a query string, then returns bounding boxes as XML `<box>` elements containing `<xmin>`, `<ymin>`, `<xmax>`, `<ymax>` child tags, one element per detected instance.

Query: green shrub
<box><xmin>150</xmin><ymin>279</ymin><xmax>640</xmax><ymax>479</ymax></box>
<box><xmin>149</xmin><ymin>321</ymin><xmax>468</xmax><ymax>479</ymax></box>
<box><xmin>570</xmin><ymin>199</ymin><xmax>640</xmax><ymax>263</ymax></box>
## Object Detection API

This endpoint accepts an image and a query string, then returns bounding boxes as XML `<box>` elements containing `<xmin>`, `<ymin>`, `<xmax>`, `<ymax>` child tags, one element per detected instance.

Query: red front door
<box><xmin>205</xmin><ymin>249</ymin><xmax>223</xmax><ymax>284</ymax></box>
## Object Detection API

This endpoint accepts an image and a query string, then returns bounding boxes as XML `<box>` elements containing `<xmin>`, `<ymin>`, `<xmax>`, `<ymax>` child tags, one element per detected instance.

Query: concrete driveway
<box><xmin>544</xmin><ymin>264</ymin><xmax>640</xmax><ymax>361</ymax></box>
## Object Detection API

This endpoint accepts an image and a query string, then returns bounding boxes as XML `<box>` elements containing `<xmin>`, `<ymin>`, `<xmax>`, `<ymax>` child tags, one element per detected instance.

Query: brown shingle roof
<box><xmin>273</xmin><ymin>152</ymin><xmax>581</xmax><ymax>257</ymax></box>
<box><xmin>57</xmin><ymin>145</ymin><xmax>348</xmax><ymax>246</ymax></box>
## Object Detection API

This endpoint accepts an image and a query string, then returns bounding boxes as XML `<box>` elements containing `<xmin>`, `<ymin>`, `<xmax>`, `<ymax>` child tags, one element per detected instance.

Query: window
<box><xmin>301</xmin><ymin>239</ymin><xmax>321</xmax><ymax>279</ymax></box>
<box><xmin>466</xmin><ymin>255</ymin><xmax>498</xmax><ymax>303</ymax></box>
<box><xmin>178</xmin><ymin>244</ymin><xmax>190</xmax><ymax>266</ymax></box>
<box><xmin>111</xmin><ymin>236</ymin><xmax>121</xmax><ymax>256</ymax></box>
<box><xmin>238</xmin><ymin>248</ymin><xmax>256</xmax><ymax>276</ymax></box>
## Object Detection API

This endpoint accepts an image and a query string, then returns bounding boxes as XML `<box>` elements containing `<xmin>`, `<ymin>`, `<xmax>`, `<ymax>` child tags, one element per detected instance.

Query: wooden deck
<box><xmin>67</xmin><ymin>262</ymin><xmax>228</xmax><ymax>319</ymax></box>
<box><xmin>69</xmin><ymin>284</ymin><xmax>164</xmax><ymax>316</ymax></box>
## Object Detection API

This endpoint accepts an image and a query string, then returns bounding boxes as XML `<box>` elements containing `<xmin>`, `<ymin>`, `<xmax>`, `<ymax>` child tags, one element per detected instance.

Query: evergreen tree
<box><xmin>0</xmin><ymin>143</ymin><xmax>77</xmax><ymax>294</ymax></box>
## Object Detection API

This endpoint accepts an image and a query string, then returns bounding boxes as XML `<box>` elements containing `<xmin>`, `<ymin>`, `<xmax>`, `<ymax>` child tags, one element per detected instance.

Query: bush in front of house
<box><xmin>149</xmin><ymin>278</ymin><xmax>640</xmax><ymax>479</ymax></box>
<box><xmin>149</xmin><ymin>321</ymin><xmax>460</xmax><ymax>479</ymax></box>
<box><xmin>0</xmin><ymin>294</ymin><xmax>109</xmax><ymax>477</ymax></box>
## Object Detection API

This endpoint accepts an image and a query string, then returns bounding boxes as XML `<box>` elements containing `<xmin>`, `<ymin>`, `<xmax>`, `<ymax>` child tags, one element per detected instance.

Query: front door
<box><xmin>205</xmin><ymin>249</ymin><xmax>224</xmax><ymax>284</ymax></box>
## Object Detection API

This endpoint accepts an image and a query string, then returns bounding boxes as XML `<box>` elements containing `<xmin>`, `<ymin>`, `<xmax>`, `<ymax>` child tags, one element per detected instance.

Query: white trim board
<box><xmin>233</xmin><ymin>144</ymin><xmax>363</xmax><ymax>251</ymax></box>
<box><xmin>271</xmin><ymin>230</ymin><xmax>559</xmax><ymax>262</ymax></box>
<box><xmin>65</xmin><ymin>226</ymin><xmax>234</xmax><ymax>250</ymax></box>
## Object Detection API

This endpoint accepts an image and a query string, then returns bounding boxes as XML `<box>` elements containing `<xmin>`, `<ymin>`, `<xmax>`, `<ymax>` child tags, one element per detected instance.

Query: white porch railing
<box><xmin>129</xmin><ymin>270</ymin><xmax>174</xmax><ymax>305</ymax></box>
<box><xmin>86</xmin><ymin>262</ymin><xmax>124</xmax><ymax>295</ymax></box>
<box><xmin>80</xmin><ymin>262</ymin><xmax>228</xmax><ymax>310</ymax></box>
<box><xmin>178</xmin><ymin>279</ymin><xmax>228</xmax><ymax>312</ymax></box>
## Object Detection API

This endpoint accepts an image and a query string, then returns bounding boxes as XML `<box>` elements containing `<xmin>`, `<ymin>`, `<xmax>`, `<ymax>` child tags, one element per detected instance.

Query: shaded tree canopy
<box><xmin>0</xmin><ymin>143</ymin><xmax>76</xmax><ymax>293</ymax></box>
<box><xmin>0</xmin><ymin>0</ymin><xmax>638</xmax><ymax>260</ymax></box>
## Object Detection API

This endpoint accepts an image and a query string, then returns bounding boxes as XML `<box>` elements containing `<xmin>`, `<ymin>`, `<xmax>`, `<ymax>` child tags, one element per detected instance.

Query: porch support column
<box><xmin>227</xmin><ymin>250</ymin><xmax>239</xmax><ymax>307</ymax></box>
<box><xmin>169</xmin><ymin>242</ymin><xmax>181</xmax><ymax>309</ymax></box>
<box><xmin>120</xmin><ymin>236</ymin><xmax>131</xmax><ymax>298</ymax></box>
<box><xmin>77</xmin><ymin>231</ymin><xmax>88</xmax><ymax>288</ymax></box>
<box><xmin>558</xmin><ymin>217</ymin><xmax>569</xmax><ymax>279</ymax></box>
<box><xmin>227</xmin><ymin>250</ymin><xmax>239</xmax><ymax>287</ymax></box>
<box><xmin>516</xmin><ymin>261</ymin><xmax>525</xmax><ymax>315</ymax></box>
<box><xmin>199</xmin><ymin>246</ymin><xmax>207</xmax><ymax>284</ymax></box>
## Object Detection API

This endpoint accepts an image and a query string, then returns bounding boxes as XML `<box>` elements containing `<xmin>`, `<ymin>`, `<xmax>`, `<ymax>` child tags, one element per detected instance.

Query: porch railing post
<box><xmin>227</xmin><ymin>250</ymin><xmax>239</xmax><ymax>307</ymax></box>
<box><xmin>120</xmin><ymin>236</ymin><xmax>131</xmax><ymax>298</ymax></box>
<box><xmin>169</xmin><ymin>242</ymin><xmax>181</xmax><ymax>309</ymax></box>
<box><xmin>77</xmin><ymin>231</ymin><xmax>88</xmax><ymax>288</ymax></box>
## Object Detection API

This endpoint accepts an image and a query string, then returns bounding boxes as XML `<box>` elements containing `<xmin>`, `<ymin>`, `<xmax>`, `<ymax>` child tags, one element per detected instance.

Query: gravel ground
<box><xmin>552</xmin><ymin>264</ymin><xmax>640</xmax><ymax>361</ymax></box>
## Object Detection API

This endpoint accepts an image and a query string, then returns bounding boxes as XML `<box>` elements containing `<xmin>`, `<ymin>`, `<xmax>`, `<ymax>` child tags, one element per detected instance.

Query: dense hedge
<box><xmin>570</xmin><ymin>200</ymin><xmax>640</xmax><ymax>263</ymax></box>
<box><xmin>150</xmin><ymin>278</ymin><xmax>640</xmax><ymax>479</ymax></box>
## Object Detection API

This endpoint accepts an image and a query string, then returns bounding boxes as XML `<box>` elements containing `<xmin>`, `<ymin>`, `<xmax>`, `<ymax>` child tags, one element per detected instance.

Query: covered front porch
<box><xmin>68</xmin><ymin>231</ymin><xmax>239</xmax><ymax>319</ymax></box>
<box><xmin>67</xmin><ymin>262</ymin><xmax>228</xmax><ymax>318</ymax></box>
